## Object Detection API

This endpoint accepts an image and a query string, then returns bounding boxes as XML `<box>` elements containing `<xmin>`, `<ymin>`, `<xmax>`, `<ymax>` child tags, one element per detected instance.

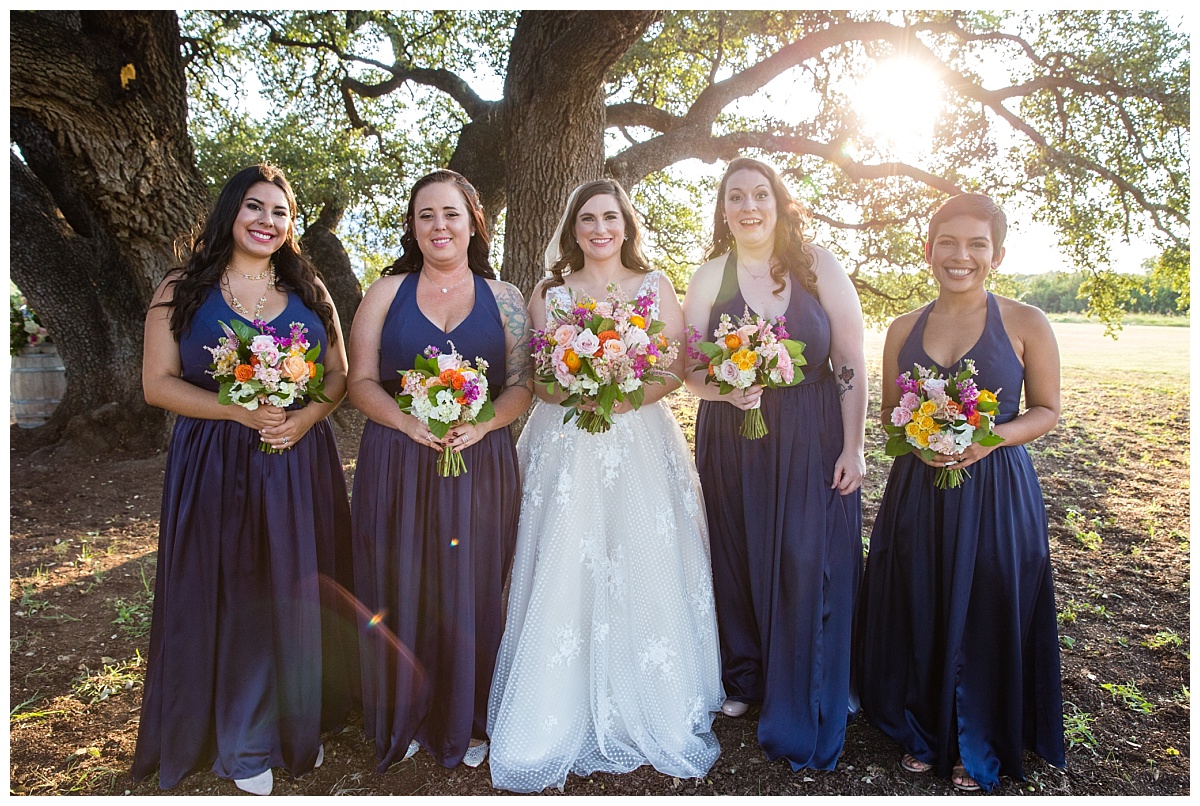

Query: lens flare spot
<box><xmin>450</xmin><ymin>538</ymin><xmax>460</xmax><ymax>547</ymax></box>
<box><xmin>367</xmin><ymin>611</ymin><xmax>385</xmax><ymax>629</ymax></box>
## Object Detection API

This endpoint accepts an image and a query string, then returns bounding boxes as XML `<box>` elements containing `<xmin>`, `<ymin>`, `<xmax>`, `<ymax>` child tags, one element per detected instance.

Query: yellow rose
<box><xmin>978</xmin><ymin>390</ymin><xmax>998</xmax><ymax>405</ymax></box>
<box><xmin>919</xmin><ymin>400</ymin><xmax>937</xmax><ymax>416</ymax></box>
<box><xmin>916</xmin><ymin>414</ymin><xmax>935</xmax><ymax>431</ymax></box>
<box><xmin>731</xmin><ymin>347</ymin><xmax>758</xmax><ymax>371</ymax></box>
<box><xmin>915</xmin><ymin>431</ymin><xmax>931</xmax><ymax>448</ymax></box>
<box><xmin>905</xmin><ymin>422</ymin><xmax>921</xmax><ymax>438</ymax></box>
<box><xmin>628</xmin><ymin>314</ymin><xmax>646</xmax><ymax>329</ymax></box>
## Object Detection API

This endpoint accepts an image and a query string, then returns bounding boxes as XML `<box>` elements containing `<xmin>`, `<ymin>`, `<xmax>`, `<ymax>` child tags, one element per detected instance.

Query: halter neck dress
<box><xmin>694</xmin><ymin>251</ymin><xmax>863</xmax><ymax>770</ymax></box>
<box><xmin>133</xmin><ymin>285</ymin><xmax>357</xmax><ymax>789</ymax></box>
<box><xmin>351</xmin><ymin>271</ymin><xmax>520</xmax><ymax>770</ymax></box>
<box><xmin>853</xmin><ymin>292</ymin><xmax>1065</xmax><ymax>790</ymax></box>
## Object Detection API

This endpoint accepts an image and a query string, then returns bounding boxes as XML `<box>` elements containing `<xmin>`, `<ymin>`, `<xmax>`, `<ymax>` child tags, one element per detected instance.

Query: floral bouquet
<box><xmin>10</xmin><ymin>295</ymin><xmax>50</xmax><ymax>356</ymax></box>
<box><xmin>394</xmin><ymin>343</ymin><xmax>495</xmax><ymax>477</ymax></box>
<box><xmin>206</xmin><ymin>319</ymin><xmax>330</xmax><ymax>453</ymax></box>
<box><xmin>529</xmin><ymin>285</ymin><xmax>678</xmax><ymax>434</ymax></box>
<box><xmin>883</xmin><ymin>359</ymin><xmax>1004</xmax><ymax>488</ymax></box>
<box><xmin>688</xmin><ymin>308</ymin><xmax>807</xmax><ymax>439</ymax></box>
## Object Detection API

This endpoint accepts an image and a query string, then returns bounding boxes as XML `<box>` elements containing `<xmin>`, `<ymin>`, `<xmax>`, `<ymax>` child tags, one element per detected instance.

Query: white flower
<box><xmin>573</xmin><ymin>328</ymin><xmax>600</xmax><ymax>356</ymax></box>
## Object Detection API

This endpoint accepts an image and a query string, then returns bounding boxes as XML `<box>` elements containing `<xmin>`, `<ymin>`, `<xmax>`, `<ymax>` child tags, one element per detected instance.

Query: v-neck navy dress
<box><xmin>694</xmin><ymin>252</ymin><xmax>863</xmax><ymax>770</ymax></box>
<box><xmin>133</xmin><ymin>285</ymin><xmax>357</xmax><ymax>789</ymax></box>
<box><xmin>351</xmin><ymin>271</ymin><xmax>520</xmax><ymax>770</ymax></box>
<box><xmin>853</xmin><ymin>293</ymin><xmax>1065</xmax><ymax>790</ymax></box>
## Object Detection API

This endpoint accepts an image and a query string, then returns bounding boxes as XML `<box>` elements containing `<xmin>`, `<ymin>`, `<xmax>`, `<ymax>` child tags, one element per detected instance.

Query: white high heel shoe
<box><xmin>234</xmin><ymin>769</ymin><xmax>274</xmax><ymax>796</ymax></box>
<box><xmin>720</xmin><ymin>698</ymin><xmax>749</xmax><ymax>718</ymax></box>
<box><xmin>462</xmin><ymin>741</ymin><xmax>488</xmax><ymax>768</ymax></box>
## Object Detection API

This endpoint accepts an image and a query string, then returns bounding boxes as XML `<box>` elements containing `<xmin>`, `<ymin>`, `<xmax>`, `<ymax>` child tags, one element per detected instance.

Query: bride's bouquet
<box><xmin>206</xmin><ymin>319</ymin><xmax>330</xmax><ymax>453</ymax></box>
<box><xmin>688</xmin><ymin>308</ymin><xmax>807</xmax><ymax>439</ymax></box>
<box><xmin>394</xmin><ymin>343</ymin><xmax>495</xmax><ymax>477</ymax></box>
<box><xmin>530</xmin><ymin>285</ymin><xmax>678</xmax><ymax>434</ymax></box>
<box><xmin>883</xmin><ymin>359</ymin><xmax>1004</xmax><ymax>489</ymax></box>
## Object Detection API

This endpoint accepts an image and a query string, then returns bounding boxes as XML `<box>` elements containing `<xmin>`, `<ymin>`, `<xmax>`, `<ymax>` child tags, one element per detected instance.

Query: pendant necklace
<box><xmin>225</xmin><ymin>267</ymin><xmax>276</xmax><ymax>320</ymax></box>
<box><xmin>427</xmin><ymin>270</ymin><xmax>473</xmax><ymax>294</ymax></box>
<box><xmin>739</xmin><ymin>260</ymin><xmax>773</xmax><ymax>281</ymax></box>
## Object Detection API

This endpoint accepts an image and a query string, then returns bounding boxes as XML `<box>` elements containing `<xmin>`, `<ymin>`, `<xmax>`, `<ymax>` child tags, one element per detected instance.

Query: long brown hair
<box><xmin>542</xmin><ymin>179</ymin><xmax>653</xmax><ymax>297</ymax></box>
<box><xmin>706</xmin><ymin>157</ymin><xmax>817</xmax><ymax>296</ymax></box>
<box><xmin>161</xmin><ymin>164</ymin><xmax>337</xmax><ymax>343</ymax></box>
<box><xmin>384</xmin><ymin>170</ymin><xmax>497</xmax><ymax>279</ymax></box>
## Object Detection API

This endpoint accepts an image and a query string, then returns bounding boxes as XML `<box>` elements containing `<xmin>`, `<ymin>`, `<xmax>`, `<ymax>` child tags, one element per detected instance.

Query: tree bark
<box><xmin>499</xmin><ymin>11</ymin><xmax>662</xmax><ymax>297</ymax></box>
<box><xmin>299</xmin><ymin>201</ymin><xmax>362</xmax><ymax>342</ymax></box>
<box><xmin>10</xmin><ymin>10</ymin><xmax>209</xmax><ymax>450</ymax></box>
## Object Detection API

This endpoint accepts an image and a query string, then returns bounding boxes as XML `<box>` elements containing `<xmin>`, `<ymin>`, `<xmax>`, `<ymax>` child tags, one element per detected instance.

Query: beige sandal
<box><xmin>899</xmin><ymin>753</ymin><xmax>933</xmax><ymax>774</ymax></box>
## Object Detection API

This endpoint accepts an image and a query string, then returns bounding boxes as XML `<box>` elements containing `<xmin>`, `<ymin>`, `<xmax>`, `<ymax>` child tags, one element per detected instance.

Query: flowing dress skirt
<box><xmin>488</xmin><ymin>400</ymin><xmax>723</xmax><ymax>792</ymax></box>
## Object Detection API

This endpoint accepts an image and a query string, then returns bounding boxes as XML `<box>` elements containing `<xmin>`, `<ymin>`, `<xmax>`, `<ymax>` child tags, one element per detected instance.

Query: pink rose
<box><xmin>891</xmin><ymin>406</ymin><xmax>912</xmax><ymax>426</ymax></box>
<box><xmin>602</xmin><ymin>338</ymin><xmax>627</xmax><ymax>358</ymax></box>
<box><xmin>436</xmin><ymin>353</ymin><xmax>463</xmax><ymax>372</ymax></box>
<box><xmin>718</xmin><ymin>359</ymin><xmax>742</xmax><ymax>384</ymax></box>
<box><xmin>573</xmin><ymin>328</ymin><xmax>600</xmax><ymax>356</ymax></box>
<box><xmin>899</xmin><ymin>392</ymin><xmax>920</xmax><ymax>411</ymax></box>
<box><xmin>552</xmin><ymin>324</ymin><xmax>577</xmax><ymax>348</ymax></box>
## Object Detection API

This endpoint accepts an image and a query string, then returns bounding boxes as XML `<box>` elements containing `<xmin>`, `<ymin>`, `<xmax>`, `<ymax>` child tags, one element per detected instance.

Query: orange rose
<box><xmin>598</xmin><ymin>329</ymin><xmax>619</xmax><ymax>345</ymax></box>
<box><xmin>967</xmin><ymin>411</ymin><xmax>981</xmax><ymax>427</ymax></box>
<box><xmin>439</xmin><ymin>369</ymin><xmax>458</xmax><ymax>387</ymax></box>
<box><xmin>282</xmin><ymin>354</ymin><xmax>309</xmax><ymax>381</ymax></box>
<box><xmin>234</xmin><ymin>364</ymin><xmax>255</xmax><ymax>382</ymax></box>
<box><xmin>564</xmin><ymin>349</ymin><xmax>582</xmax><ymax>372</ymax></box>
<box><xmin>450</xmin><ymin>372</ymin><xmax>466</xmax><ymax>390</ymax></box>
<box><xmin>724</xmin><ymin>334</ymin><xmax>742</xmax><ymax>350</ymax></box>
<box><xmin>306</xmin><ymin>361</ymin><xmax>316</xmax><ymax>378</ymax></box>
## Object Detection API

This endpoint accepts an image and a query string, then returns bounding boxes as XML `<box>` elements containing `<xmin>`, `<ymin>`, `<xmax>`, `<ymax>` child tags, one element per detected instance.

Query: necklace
<box><xmin>426</xmin><ymin>270</ymin><xmax>473</xmax><ymax>294</ymax></box>
<box><xmin>738</xmin><ymin>260</ymin><xmax>773</xmax><ymax>281</ymax></box>
<box><xmin>224</xmin><ymin>268</ymin><xmax>276</xmax><ymax>320</ymax></box>
<box><xmin>229</xmin><ymin>263</ymin><xmax>273</xmax><ymax>281</ymax></box>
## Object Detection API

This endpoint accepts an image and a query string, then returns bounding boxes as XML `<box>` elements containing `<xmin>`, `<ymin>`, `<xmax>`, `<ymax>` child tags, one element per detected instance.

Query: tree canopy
<box><xmin>182</xmin><ymin>9</ymin><xmax>1189</xmax><ymax>325</ymax></box>
<box><xmin>8</xmin><ymin>10</ymin><xmax>1189</xmax><ymax>446</ymax></box>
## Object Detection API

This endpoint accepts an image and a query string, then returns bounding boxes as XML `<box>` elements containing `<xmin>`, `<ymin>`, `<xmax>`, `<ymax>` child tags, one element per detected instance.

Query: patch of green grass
<box><xmin>1100</xmin><ymin>680</ymin><xmax>1155</xmax><ymax>714</ymax></box>
<box><xmin>71</xmin><ymin>651</ymin><xmax>144</xmax><ymax>704</ymax></box>
<box><xmin>112</xmin><ymin>596</ymin><xmax>152</xmax><ymax>639</ymax></box>
<box><xmin>10</xmin><ymin>693</ymin><xmax>68</xmax><ymax>725</ymax></box>
<box><xmin>1062</xmin><ymin>703</ymin><xmax>1099</xmax><ymax>755</ymax></box>
<box><xmin>1057</xmin><ymin>601</ymin><xmax>1078</xmax><ymax>626</ymax></box>
<box><xmin>1066</xmin><ymin>508</ymin><xmax>1103</xmax><ymax>551</ymax></box>
<box><xmin>1143</xmin><ymin>630</ymin><xmax>1183</xmax><ymax>651</ymax></box>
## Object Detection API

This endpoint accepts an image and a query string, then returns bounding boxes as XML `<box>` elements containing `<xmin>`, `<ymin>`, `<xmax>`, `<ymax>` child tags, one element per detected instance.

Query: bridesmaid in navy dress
<box><xmin>347</xmin><ymin>170</ymin><xmax>532</xmax><ymax>772</ymax></box>
<box><xmin>682</xmin><ymin>157</ymin><xmax>866</xmax><ymax>770</ymax></box>
<box><xmin>854</xmin><ymin>194</ymin><xmax>1064</xmax><ymax>791</ymax></box>
<box><xmin>134</xmin><ymin>164</ymin><xmax>356</xmax><ymax>795</ymax></box>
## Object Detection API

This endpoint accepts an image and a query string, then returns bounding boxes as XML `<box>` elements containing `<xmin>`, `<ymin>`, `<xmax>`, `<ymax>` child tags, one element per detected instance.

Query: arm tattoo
<box><xmin>496</xmin><ymin>283</ymin><xmax>533</xmax><ymax>388</ymax></box>
<box><xmin>837</xmin><ymin>365</ymin><xmax>855</xmax><ymax>401</ymax></box>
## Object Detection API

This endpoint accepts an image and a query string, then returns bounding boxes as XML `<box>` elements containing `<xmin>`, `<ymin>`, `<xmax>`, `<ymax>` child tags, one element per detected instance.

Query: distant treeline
<box><xmin>1011</xmin><ymin>271</ymin><xmax>1188</xmax><ymax>315</ymax></box>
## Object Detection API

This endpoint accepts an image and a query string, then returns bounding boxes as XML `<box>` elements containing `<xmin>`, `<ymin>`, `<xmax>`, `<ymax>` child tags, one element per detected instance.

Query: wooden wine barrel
<box><xmin>10</xmin><ymin>344</ymin><xmax>66</xmax><ymax>428</ymax></box>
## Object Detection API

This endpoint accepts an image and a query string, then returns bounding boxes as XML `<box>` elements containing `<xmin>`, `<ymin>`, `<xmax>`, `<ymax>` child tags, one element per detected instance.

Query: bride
<box><xmin>487</xmin><ymin>180</ymin><xmax>723</xmax><ymax>793</ymax></box>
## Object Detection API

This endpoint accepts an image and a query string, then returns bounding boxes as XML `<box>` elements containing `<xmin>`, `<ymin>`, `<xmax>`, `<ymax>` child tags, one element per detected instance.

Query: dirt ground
<box><xmin>8</xmin><ymin>329</ymin><xmax>1190</xmax><ymax>796</ymax></box>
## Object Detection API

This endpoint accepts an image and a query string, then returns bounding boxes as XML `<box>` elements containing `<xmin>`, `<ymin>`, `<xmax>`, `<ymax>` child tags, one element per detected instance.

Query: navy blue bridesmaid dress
<box><xmin>351</xmin><ymin>272</ymin><xmax>520</xmax><ymax>770</ymax></box>
<box><xmin>853</xmin><ymin>292</ymin><xmax>1065</xmax><ymax>790</ymax></box>
<box><xmin>694</xmin><ymin>252</ymin><xmax>863</xmax><ymax>770</ymax></box>
<box><xmin>133</xmin><ymin>286</ymin><xmax>358</xmax><ymax>789</ymax></box>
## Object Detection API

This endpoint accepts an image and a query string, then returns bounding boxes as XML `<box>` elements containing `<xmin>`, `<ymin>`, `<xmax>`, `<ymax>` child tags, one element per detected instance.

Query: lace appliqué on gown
<box><xmin>487</xmin><ymin>272</ymin><xmax>723</xmax><ymax>793</ymax></box>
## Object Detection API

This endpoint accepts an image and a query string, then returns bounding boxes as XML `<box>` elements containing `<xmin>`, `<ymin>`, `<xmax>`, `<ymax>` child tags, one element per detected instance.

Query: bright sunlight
<box><xmin>852</xmin><ymin>58</ymin><xmax>944</xmax><ymax>160</ymax></box>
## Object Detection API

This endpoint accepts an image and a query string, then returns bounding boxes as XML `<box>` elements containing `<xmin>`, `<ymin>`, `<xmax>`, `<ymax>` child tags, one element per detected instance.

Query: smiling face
<box><xmin>722</xmin><ymin>167</ymin><xmax>778</xmax><ymax>252</ymax></box>
<box><xmin>412</xmin><ymin>180</ymin><xmax>475</xmax><ymax>268</ymax></box>
<box><xmin>231</xmin><ymin>181</ymin><xmax>292</xmax><ymax>262</ymax></box>
<box><xmin>926</xmin><ymin>214</ymin><xmax>1006</xmax><ymax>292</ymax></box>
<box><xmin>573</xmin><ymin>193</ymin><xmax>626</xmax><ymax>264</ymax></box>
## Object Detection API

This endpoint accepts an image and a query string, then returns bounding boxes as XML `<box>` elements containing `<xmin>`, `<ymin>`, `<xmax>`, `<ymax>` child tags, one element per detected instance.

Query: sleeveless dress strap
<box><xmin>714</xmin><ymin>250</ymin><xmax>739</xmax><ymax>308</ymax></box>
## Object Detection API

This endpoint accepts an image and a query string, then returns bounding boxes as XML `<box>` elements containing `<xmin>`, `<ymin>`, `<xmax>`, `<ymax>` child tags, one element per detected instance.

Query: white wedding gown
<box><xmin>487</xmin><ymin>274</ymin><xmax>723</xmax><ymax>793</ymax></box>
